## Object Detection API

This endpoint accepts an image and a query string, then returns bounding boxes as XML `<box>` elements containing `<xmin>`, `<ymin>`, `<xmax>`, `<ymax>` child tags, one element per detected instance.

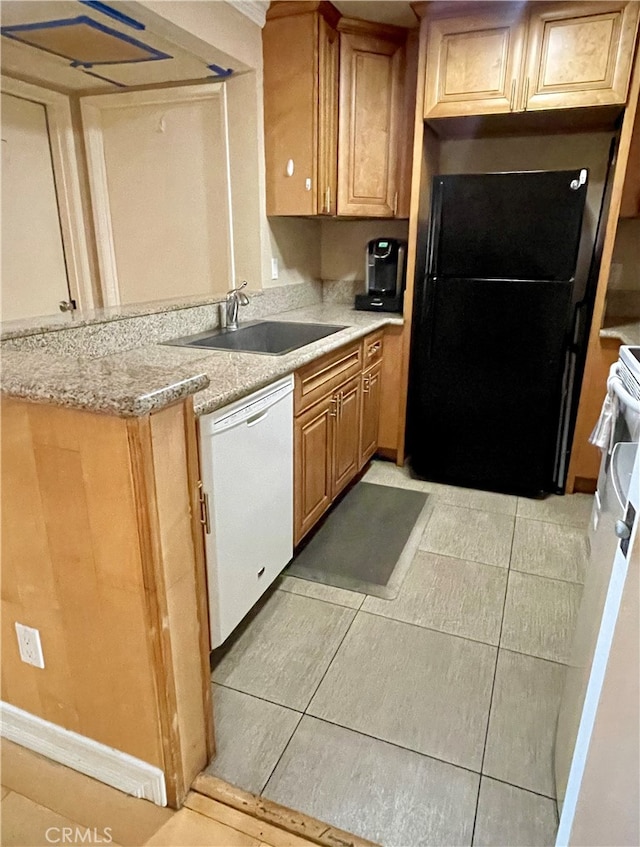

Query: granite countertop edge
<box><xmin>1</xmin><ymin>307</ymin><xmax>403</xmax><ymax>418</ymax></box>
<box><xmin>599</xmin><ymin>320</ymin><xmax>640</xmax><ymax>347</ymax></box>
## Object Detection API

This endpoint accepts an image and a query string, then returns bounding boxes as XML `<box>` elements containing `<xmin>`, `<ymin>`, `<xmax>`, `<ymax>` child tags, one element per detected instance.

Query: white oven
<box><xmin>555</xmin><ymin>345</ymin><xmax>640</xmax><ymax>818</ymax></box>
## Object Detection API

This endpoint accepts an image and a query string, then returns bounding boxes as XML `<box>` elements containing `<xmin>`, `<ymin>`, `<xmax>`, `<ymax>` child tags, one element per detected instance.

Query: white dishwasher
<box><xmin>199</xmin><ymin>375</ymin><xmax>293</xmax><ymax>648</ymax></box>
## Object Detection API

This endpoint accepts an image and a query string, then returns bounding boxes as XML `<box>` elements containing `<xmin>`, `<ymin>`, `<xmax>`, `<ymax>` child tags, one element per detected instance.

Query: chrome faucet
<box><xmin>226</xmin><ymin>281</ymin><xmax>250</xmax><ymax>330</ymax></box>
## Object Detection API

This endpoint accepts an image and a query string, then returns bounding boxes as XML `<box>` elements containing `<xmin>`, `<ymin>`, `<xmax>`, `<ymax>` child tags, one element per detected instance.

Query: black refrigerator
<box><xmin>408</xmin><ymin>170</ymin><xmax>589</xmax><ymax>498</ymax></box>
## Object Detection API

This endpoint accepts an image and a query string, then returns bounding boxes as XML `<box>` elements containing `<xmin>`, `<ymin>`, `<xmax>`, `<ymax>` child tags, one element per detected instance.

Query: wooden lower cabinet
<box><xmin>294</xmin><ymin>332</ymin><xmax>386</xmax><ymax>544</ymax></box>
<box><xmin>332</xmin><ymin>374</ymin><xmax>362</xmax><ymax>497</ymax></box>
<box><xmin>360</xmin><ymin>360</ymin><xmax>382</xmax><ymax>466</ymax></box>
<box><xmin>294</xmin><ymin>395</ymin><xmax>334</xmax><ymax>543</ymax></box>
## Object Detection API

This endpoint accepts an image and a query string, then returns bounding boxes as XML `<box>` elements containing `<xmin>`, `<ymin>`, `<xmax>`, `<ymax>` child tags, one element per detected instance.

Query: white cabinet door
<box><xmin>1</xmin><ymin>92</ymin><xmax>71</xmax><ymax>321</ymax></box>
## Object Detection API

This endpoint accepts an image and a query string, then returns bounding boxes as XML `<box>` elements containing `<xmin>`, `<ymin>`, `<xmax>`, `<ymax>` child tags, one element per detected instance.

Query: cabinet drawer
<box><xmin>295</xmin><ymin>340</ymin><xmax>362</xmax><ymax>414</ymax></box>
<box><xmin>363</xmin><ymin>330</ymin><xmax>384</xmax><ymax>368</ymax></box>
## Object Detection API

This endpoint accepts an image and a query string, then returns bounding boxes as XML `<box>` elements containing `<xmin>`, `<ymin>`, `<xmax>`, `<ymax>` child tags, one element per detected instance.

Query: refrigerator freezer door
<box><xmin>409</xmin><ymin>276</ymin><xmax>572</xmax><ymax>496</ymax></box>
<box><xmin>434</xmin><ymin>171</ymin><xmax>588</xmax><ymax>281</ymax></box>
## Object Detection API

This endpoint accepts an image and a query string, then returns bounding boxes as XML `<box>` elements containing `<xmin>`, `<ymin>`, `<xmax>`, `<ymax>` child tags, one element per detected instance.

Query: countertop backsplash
<box><xmin>1</xmin><ymin>280</ymin><xmax>323</xmax><ymax>357</ymax></box>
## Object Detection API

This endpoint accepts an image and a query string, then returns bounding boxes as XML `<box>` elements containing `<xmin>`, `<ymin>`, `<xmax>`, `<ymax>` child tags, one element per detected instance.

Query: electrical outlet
<box><xmin>271</xmin><ymin>257</ymin><xmax>279</xmax><ymax>280</ymax></box>
<box><xmin>15</xmin><ymin>623</ymin><xmax>45</xmax><ymax>669</ymax></box>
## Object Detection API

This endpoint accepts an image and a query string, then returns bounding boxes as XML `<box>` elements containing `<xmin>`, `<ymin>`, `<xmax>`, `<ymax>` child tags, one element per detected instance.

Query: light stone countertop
<box><xmin>0</xmin><ymin>305</ymin><xmax>403</xmax><ymax>417</ymax></box>
<box><xmin>600</xmin><ymin>318</ymin><xmax>640</xmax><ymax>347</ymax></box>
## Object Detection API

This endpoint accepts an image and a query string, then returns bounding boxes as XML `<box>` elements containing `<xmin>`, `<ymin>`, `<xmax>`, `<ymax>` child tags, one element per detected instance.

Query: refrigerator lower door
<box><xmin>409</xmin><ymin>276</ymin><xmax>572</xmax><ymax>496</ymax></box>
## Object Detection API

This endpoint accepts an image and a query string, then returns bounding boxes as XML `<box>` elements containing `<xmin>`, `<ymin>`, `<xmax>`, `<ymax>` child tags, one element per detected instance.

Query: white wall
<box><xmin>142</xmin><ymin>0</ymin><xmax>321</xmax><ymax>293</ymax></box>
<box><xmin>320</xmin><ymin>219</ymin><xmax>410</xmax><ymax>282</ymax></box>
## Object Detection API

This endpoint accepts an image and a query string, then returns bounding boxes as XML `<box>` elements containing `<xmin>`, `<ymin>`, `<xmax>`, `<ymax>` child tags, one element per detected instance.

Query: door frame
<box><xmin>1</xmin><ymin>76</ymin><xmax>94</xmax><ymax>311</ymax></box>
<box><xmin>79</xmin><ymin>82</ymin><xmax>234</xmax><ymax>307</ymax></box>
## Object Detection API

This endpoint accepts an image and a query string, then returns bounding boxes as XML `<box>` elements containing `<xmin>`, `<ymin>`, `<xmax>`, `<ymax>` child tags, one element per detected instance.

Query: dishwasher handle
<box><xmin>246</xmin><ymin>409</ymin><xmax>270</xmax><ymax>427</ymax></box>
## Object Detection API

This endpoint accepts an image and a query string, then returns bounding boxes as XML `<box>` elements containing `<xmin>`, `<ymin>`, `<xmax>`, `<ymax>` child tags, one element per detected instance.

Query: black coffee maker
<box><xmin>355</xmin><ymin>238</ymin><xmax>407</xmax><ymax>312</ymax></box>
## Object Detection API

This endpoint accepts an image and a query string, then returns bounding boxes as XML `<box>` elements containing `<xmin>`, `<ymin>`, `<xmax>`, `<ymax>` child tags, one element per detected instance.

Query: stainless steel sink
<box><xmin>163</xmin><ymin>320</ymin><xmax>347</xmax><ymax>356</ymax></box>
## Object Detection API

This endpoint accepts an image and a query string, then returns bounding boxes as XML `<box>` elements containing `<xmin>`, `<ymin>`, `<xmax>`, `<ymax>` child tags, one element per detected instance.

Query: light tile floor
<box><xmin>209</xmin><ymin>460</ymin><xmax>592</xmax><ymax>847</ymax></box>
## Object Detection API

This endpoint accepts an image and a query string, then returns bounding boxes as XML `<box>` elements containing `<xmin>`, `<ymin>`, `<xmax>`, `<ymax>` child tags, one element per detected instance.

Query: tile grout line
<box><xmin>470</xmin><ymin>513</ymin><xmax>517</xmax><ymax>846</ymax></box>
<box><xmin>211</xmin><ymin>680</ymin><xmax>305</xmax><ymax>714</ymax></box>
<box><xmin>259</xmin><ymin>608</ymin><xmax>361</xmax><ymax>798</ymax></box>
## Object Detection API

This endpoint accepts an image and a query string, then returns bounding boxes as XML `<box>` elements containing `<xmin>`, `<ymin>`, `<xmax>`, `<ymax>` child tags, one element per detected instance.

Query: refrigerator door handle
<box><xmin>421</xmin><ymin>275</ymin><xmax>438</xmax><ymax>360</ymax></box>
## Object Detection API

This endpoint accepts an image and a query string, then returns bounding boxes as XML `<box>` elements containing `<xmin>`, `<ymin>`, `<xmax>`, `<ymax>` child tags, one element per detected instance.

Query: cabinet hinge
<box><xmin>197</xmin><ymin>480</ymin><xmax>211</xmax><ymax>534</ymax></box>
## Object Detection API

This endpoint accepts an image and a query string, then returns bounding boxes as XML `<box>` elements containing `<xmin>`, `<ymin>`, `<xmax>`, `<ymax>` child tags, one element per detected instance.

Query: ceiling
<box><xmin>0</xmin><ymin>1</ymin><xmax>249</xmax><ymax>93</ymax></box>
<box><xmin>0</xmin><ymin>0</ymin><xmax>419</xmax><ymax>94</ymax></box>
<box><xmin>333</xmin><ymin>1</ymin><xmax>418</xmax><ymax>28</ymax></box>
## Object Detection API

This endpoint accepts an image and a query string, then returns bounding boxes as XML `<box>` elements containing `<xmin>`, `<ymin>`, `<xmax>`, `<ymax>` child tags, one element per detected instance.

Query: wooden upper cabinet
<box><xmin>423</xmin><ymin>1</ymin><xmax>639</xmax><ymax>120</ymax></box>
<box><xmin>424</xmin><ymin>9</ymin><xmax>528</xmax><ymax>118</ymax></box>
<box><xmin>523</xmin><ymin>2</ymin><xmax>640</xmax><ymax>110</ymax></box>
<box><xmin>263</xmin><ymin>3</ymin><xmax>339</xmax><ymax>215</ymax></box>
<box><xmin>337</xmin><ymin>20</ymin><xmax>406</xmax><ymax>216</ymax></box>
<box><xmin>264</xmin><ymin>4</ymin><xmax>410</xmax><ymax>218</ymax></box>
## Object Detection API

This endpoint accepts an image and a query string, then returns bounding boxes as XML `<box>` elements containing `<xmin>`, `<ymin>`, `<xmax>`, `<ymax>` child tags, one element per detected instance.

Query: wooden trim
<box><xmin>573</xmin><ymin>476</ymin><xmax>598</xmax><ymax>494</ymax></box>
<box><xmin>79</xmin><ymin>82</ymin><xmax>231</xmax><ymax>306</ymax></box>
<box><xmin>266</xmin><ymin>1</ymin><xmax>341</xmax><ymax>28</ymax></box>
<box><xmin>183</xmin><ymin>399</ymin><xmax>215</xmax><ymax>762</ymax></box>
<box><xmin>0</xmin><ymin>702</ymin><xmax>167</xmax><ymax>806</ymax></box>
<box><xmin>126</xmin><ymin>416</ymin><xmax>184</xmax><ymax>807</ymax></box>
<box><xmin>336</xmin><ymin>16</ymin><xmax>409</xmax><ymax>41</ymax></box>
<box><xmin>396</xmin><ymin>14</ymin><xmax>431</xmax><ymax>465</ymax></box>
<box><xmin>1</xmin><ymin>76</ymin><xmax>94</xmax><ymax>310</ymax></box>
<box><xmin>191</xmin><ymin>773</ymin><xmax>378</xmax><ymax>847</ymax></box>
<box><xmin>79</xmin><ymin>100</ymin><xmax>120</xmax><ymax>307</ymax></box>
<box><xmin>566</xmin><ymin>42</ymin><xmax>640</xmax><ymax>491</ymax></box>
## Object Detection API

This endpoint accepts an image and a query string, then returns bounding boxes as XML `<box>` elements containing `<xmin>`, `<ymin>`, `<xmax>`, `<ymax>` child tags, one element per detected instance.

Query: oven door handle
<box><xmin>607</xmin><ymin>370</ymin><xmax>640</xmax><ymax>414</ymax></box>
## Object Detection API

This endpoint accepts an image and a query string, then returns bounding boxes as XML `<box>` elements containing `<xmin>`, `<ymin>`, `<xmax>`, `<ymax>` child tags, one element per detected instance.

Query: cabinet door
<box><xmin>337</xmin><ymin>25</ymin><xmax>405</xmax><ymax>216</ymax></box>
<box><xmin>332</xmin><ymin>375</ymin><xmax>362</xmax><ymax>497</ymax></box>
<box><xmin>294</xmin><ymin>395</ymin><xmax>334</xmax><ymax>544</ymax></box>
<box><xmin>423</xmin><ymin>11</ymin><xmax>527</xmax><ymax>118</ymax></box>
<box><xmin>523</xmin><ymin>2</ymin><xmax>640</xmax><ymax>111</ymax></box>
<box><xmin>318</xmin><ymin>15</ymin><xmax>339</xmax><ymax>215</ymax></box>
<box><xmin>359</xmin><ymin>361</ymin><xmax>382</xmax><ymax>467</ymax></box>
<box><xmin>263</xmin><ymin>12</ymin><xmax>319</xmax><ymax>216</ymax></box>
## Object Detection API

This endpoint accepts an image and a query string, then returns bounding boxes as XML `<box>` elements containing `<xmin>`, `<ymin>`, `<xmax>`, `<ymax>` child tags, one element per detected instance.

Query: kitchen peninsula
<box><xmin>0</xmin><ymin>282</ymin><xmax>402</xmax><ymax>808</ymax></box>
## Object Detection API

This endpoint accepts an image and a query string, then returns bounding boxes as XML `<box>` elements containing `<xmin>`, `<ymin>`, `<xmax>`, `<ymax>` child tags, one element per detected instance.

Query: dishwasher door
<box><xmin>199</xmin><ymin>376</ymin><xmax>293</xmax><ymax>648</ymax></box>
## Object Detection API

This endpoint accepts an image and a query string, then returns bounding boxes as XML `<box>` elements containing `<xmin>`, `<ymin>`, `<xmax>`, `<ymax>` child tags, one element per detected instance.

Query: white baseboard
<box><xmin>0</xmin><ymin>702</ymin><xmax>167</xmax><ymax>806</ymax></box>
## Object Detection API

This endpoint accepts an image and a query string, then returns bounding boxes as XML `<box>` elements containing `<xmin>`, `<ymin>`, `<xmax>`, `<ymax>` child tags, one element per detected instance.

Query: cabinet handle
<box><xmin>197</xmin><ymin>481</ymin><xmax>211</xmax><ymax>535</ymax></box>
<box><xmin>325</xmin><ymin>186</ymin><xmax>331</xmax><ymax>214</ymax></box>
<box><xmin>368</xmin><ymin>341</ymin><xmax>381</xmax><ymax>357</ymax></box>
<box><xmin>363</xmin><ymin>375</ymin><xmax>370</xmax><ymax>394</ymax></box>
<box><xmin>509</xmin><ymin>78</ymin><xmax>516</xmax><ymax>111</ymax></box>
<box><xmin>330</xmin><ymin>396</ymin><xmax>338</xmax><ymax>417</ymax></box>
<box><xmin>522</xmin><ymin>77</ymin><xmax>530</xmax><ymax>112</ymax></box>
<box><xmin>393</xmin><ymin>191</ymin><xmax>398</xmax><ymax>216</ymax></box>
